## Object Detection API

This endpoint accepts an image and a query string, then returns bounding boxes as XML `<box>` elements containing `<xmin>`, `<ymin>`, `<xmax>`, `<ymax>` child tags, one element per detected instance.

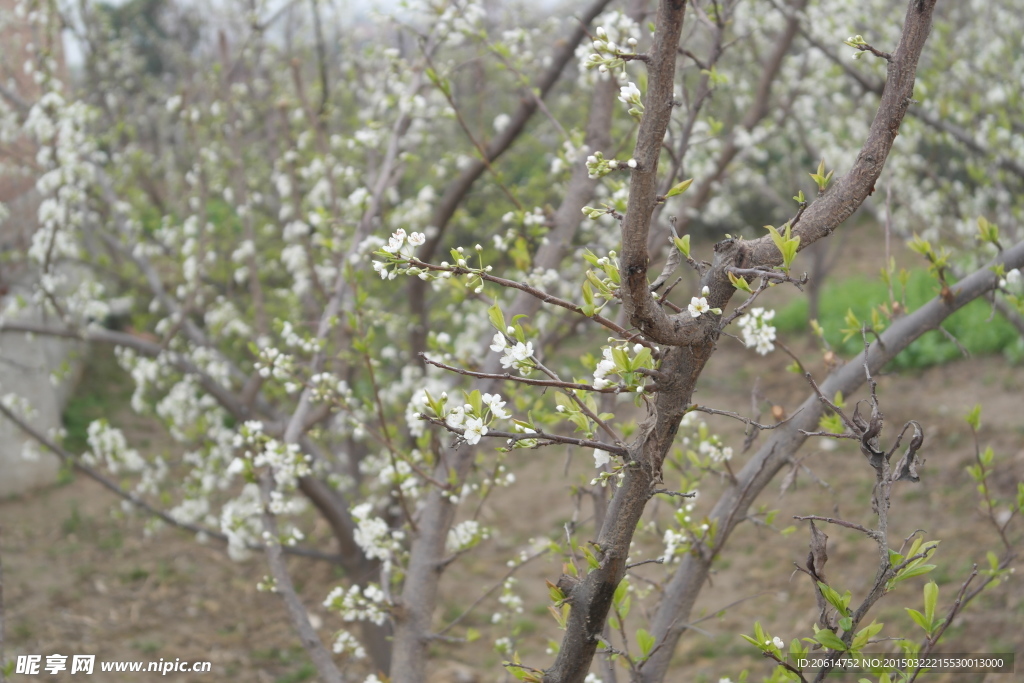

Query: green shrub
<box><xmin>774</xmin><ymin>268</ymin><xmax>1022</xmax><ymax>370</ymax></box>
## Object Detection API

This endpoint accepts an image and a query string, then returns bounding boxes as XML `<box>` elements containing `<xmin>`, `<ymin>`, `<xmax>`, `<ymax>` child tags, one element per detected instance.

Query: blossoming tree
<box><xmin>1</xmin><ymin>0</ymin><xmax>1021</xmax><ymax>682</ymax></box>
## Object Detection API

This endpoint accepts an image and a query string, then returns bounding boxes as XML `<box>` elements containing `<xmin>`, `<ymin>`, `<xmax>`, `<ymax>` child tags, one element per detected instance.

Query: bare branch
<box><xmin>258</xmin><ymin>474</ymin><xmax>344</xmax><ymax>683</ymax></box>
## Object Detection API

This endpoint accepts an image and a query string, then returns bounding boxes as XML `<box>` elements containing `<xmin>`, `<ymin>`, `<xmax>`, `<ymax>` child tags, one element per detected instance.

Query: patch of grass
<box><xmin>98</xmin><ymin>527</ymin><xmax>124</xmax><ymax>551</ymax></box>
<box><xmin>275</xmin><ymin>664</ymin><xmax>315</xmax><ymax>683</ymax></box>
<box><xmin>61</xmin><ymin>502</ymin><xmax>85</xmax><ymax>536</ymax></box>
<box><xmin>253</xmin><ymin>647</ymin><xmax>306</xmax><ymax>664</ymax></box>
<box><xmin>132</xmin><ymin>640</ymin><xmax>162</xmax><ymax>655</ymax></box>
<box><xmin>62</xmin><ymin>345</ymin><xmax>134</xmax><ymax>453</ymax></box>
<box><xmin>514</xmin><ymin>618</ymin><xmax>538</xmax><ymax>636</ymax></box>
<box><xmin>121</xmin><ymin>567</ymin><xmax>150</xmax><ymax>583</ymax></box>
<box><xmin>12</xmin><ymin>622</ymin><xmax>34</xmax><ymax>641</ymax></box>
<box><xmin>775</xmin><ymin>268</ymin><xmax>1022</xmax><ymax>370</ymax></box>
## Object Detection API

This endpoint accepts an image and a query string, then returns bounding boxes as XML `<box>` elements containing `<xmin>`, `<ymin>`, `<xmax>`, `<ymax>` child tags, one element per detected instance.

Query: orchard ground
<box><xmin>2</xmin><ymin>227</ymin><xmax>1022</xmax><ymax>682</ymax></box>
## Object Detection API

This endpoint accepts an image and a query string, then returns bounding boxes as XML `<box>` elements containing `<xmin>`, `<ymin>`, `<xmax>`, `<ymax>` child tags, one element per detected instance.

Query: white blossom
<box><xmin>618</xmin><ymin>81</ymin><xmax>641</xmax><ymax>105</ymax></box>
<box><xmin>463</xmin><ymin>416</ymin><xmax>488</xmax><ymax>444</ymax></box>
<box><xmin>688</xmin><ymin>295</ymin><xmax>710</xmax><ymax>318</ymax></box>
<box><xmin>737</xmin><ymin>307</ymin><xmax>777</xmax><ymax>355</ymax></box>
<box><xmin>482</xmin><ymin>392</ymin><xmax>511</xmax><ymax>419</ymax></box>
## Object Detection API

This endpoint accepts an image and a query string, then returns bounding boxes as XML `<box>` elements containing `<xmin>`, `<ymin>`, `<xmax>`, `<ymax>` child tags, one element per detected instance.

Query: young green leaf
<box><xmin>636</xmin><ymin>628</ymin><xmax>656</xmax><ymax>657</ymax></box>
<box><xmin>673</xmin><ymin>234</ymin><xmax>691</xmax><ymax>258</ymax></box>
<box><xmin>666</xmin><ymin>177</ymin><xmax>694</xmax><ymax>198</ymax></box>
<box><xmin>814</xmin><ymin>629</ymin><xmax>848</xmax><ymax>651</ymax></box>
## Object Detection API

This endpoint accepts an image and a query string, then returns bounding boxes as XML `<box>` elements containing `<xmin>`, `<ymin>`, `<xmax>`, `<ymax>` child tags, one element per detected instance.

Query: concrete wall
<box><xmin>0</xmin><ymin>306</ymin><xmax>83</xmax><ymax>498</ymax></box>
<box><xmin>0</xmin><ymin>0</ymin><xmax>80</xmax><ymax>498</ymax></box>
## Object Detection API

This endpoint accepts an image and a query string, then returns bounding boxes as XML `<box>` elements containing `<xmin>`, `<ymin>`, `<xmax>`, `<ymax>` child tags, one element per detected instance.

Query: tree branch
<box><xmin>639</xmin><ymin>236</ymin><xmax>1024</xmax><ymax>681</ymax></box>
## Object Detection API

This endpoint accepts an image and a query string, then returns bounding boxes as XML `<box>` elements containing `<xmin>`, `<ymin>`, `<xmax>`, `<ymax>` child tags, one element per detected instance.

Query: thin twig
<box><xmin>407</xmin><ymin>258</ymin><xmax>646</xmax><ymax>344</ymax></box>
<box><xmin>421</xmin><ymin>353</ymin><xmax>621</xmax><ymax>393</ymax></box>
<box><xmin>419</xmin><ymin>416</ymin><xmax>628</xmax><ymax>457</ymax></box>
<box><xmin>0</xmin><ymin>402</ymin><xmax>340</xmax><ymax>563</ymax></box>
<box><xmin>794</xmin><ymin>515</ymin><xmax>875</xmax><ymax>537</ymax></box>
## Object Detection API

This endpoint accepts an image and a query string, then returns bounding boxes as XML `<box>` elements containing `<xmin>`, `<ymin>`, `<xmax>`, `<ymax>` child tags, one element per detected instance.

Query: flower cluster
<box><xmin>490</xmin><ymin>331</ymin><xmax>535</xmax><ymax>376</ymax></box>
<box><xmin>323</xmin><ymin>583</ymin><xmax>388</xmax><ymax>626</ymax></box>
<box><xmin>351</xmin><ymin>502</ymin><xmax>405</xmax><ymax>564</ymax></box>
<box><xmin>737</xmin><ymin>307</ymin><xmax>777</xmax><ymax>355</ymax></box>
<box><xmin>331</xmin><ymin>630</ymin><xmax>366</xmax><ymax>659</ymax></box>
<box><xmin>699</xmin><ymin>437</ymin><xmax>733</xmax><ymax>463</ymax></box>
<box><xmin>219</xmin><ymin>483</ymin><xmax>263</xmax><ymax>561</ymax></box>
<box><xmin>421</xmin><ymin>390</ymin><xmax>512</xmax><ymax>446</ymax></box>
<box><xmin>491</xmin><ymin>577</ymin><xmax>524</xmax><ymax>624</ymax></box>
<box><xmin>585</xmin><ymin>150</ymin><xmax>635</xmax><ymax>179</ymax></box>
<box><xmin>580</xmin><ymin>22</ymin><xmax>641</xmax><ymax>75</ymax></box>
<box><xmin>618</xmin><ymin>81</ymin><xmax>644</xmax><ymax>120</ymax></box>
<box><xmin>230</xmin><ymin>420</ymin><xmax>313</xmax><ymax>490</ymax></box>
<box><xmin>592</xmin><ymin>341</ymin><xmax>654</xmax><ymax>391</ymax></box>
<box><xmin>84</xmin><ymin>420</ymin><xmax>147</xmax><ymax>475</ymax></box>
<box><xmin>371</xmin><ymin>228</ymin><xmax>426</xmax><ymax>279</ymax></box>
<box><xmin>446</xmin><ymin>519</ymin><xmax>490</xmax><ymax>553</ymax></box>
<box><xmin>254</xmin><ymin>346</ymin><xmax>295</xmax><ymax>380</ymax></box>
<box><xmin>661</xmin><ymin>528</ymin><xmax>688</xmax><ymax>563</ymax></box>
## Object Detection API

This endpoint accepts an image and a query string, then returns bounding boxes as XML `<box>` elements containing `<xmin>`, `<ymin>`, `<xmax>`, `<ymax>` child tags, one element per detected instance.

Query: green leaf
<box><xmin>613</xmin><ymin>578</ymin><xmax>629</xmax><ymax>606</ymax></box>
<box><xmin>612</xmin><ymin>347</ymin><xmax>629</xmax><ymax>372</ymax></box>
<box><xmin>919</xmin><ymin>575</ymin><xmax>940</xmax><ymax>612</ymax></box>
<box><xmin>977</xmin><ymin>216</ymin><xmax>999</xmax><ymax>245</ymax></box>
<box><xmin>740</xmin><ymin>634</ymin><xmax>761</xmax><ymax>648</ymax></box>
<box><xmin>817</xmin><ymin>581</ymin><xmax>850</xmax><ymax>617</ymax></box>
<box><xmin>754</xmin><ymin>622</ymin><xmax>767</xmax><ymax>645</ymax></box>
<box><xmin>631</xmin><ymin>347</ymin><xmax>653</xmax><ymax>370</ymax></box>
<box><xmin>504</xmin><ymin>662</ymin><xmax>530</xmax><ymax>681</ymax></box>
<box><xmin>908</xmin><ymin>234</ymin><xmax>932</xmax><ymax>257</ymax></box>
<box><xmin>986</xmin><ymin>550</ymin><xmax>999</xmax><ymax>570</ymax></box>
<box><xmin>582</xmin><ymin>280</ymin><xmax>595</xmax><ymax>307</ymax></box>
<box><xmin>636</xmin><ymin>628</ymin><xmax>656</xmax><ymax>656</ymax></box>
<box><xmin>852</xmin><ymin>621</ymin><xmax>883</xmax><ymax>650</ymax></box>
<box><xmin>819</xmin><ymin>413</ymin><xmax>845</xmax><ymax>434</ymax></box>
<box><xmin>581</xmin><ymin>545</ymin><xmax>600</xmax><ymax>570</ymax></box>
<box><xmin>673</xmin><ymin>234</ymin><xmax>691</xmax><ymax>258</ymax></box>
<box><xmin>488</xmin><ymin>303</ymin><xmax>506</xmax><ymax>333</ymax></box>
<box><xmin>465</xmin><ymin>390</ymin><xmax>482</xmax><ymax>416</ymax></box>
<box><xmin>765</xmin><ymin>223</ymin><xmax>800</xmax><ymax>271</ymax></box>
<box><xmin>891</xmin><ymin>564</ymin><xmax>937</xmax><ymax>584</ymax></box>
<box><xmin>814</xmin><ymin>629</ymin><xmax>848</xmax><ymax>651</ymax></box>
<box><xmin>905</xmin><ymin>608</ymin><xmax>931</xmax><ymax>633</ymax></box>
<box><xmin>666</xmin><ymin>178</ymin><xmax>694</xmax><ymax>198</ymax></box>
<box><xmin>965</xmin><ymin>404</ymin><xmax>982</xmax><ymax>430</ymax></box>
<box><xmin>728</xmin><ymin>271</ymin><xmax>752</xmax><ymax>292</ymax></box>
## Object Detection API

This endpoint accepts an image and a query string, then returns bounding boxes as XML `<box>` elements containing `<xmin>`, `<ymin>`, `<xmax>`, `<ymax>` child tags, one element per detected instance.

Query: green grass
<box><xmin>775</xmin><ymin>268</ymin><xmax>1022</xmax><ymax>370</ymax></box>
<box><xmin>62</xmin><ymin>345</ymin><xmax>134</xmax><ymax>453</ymax></box>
